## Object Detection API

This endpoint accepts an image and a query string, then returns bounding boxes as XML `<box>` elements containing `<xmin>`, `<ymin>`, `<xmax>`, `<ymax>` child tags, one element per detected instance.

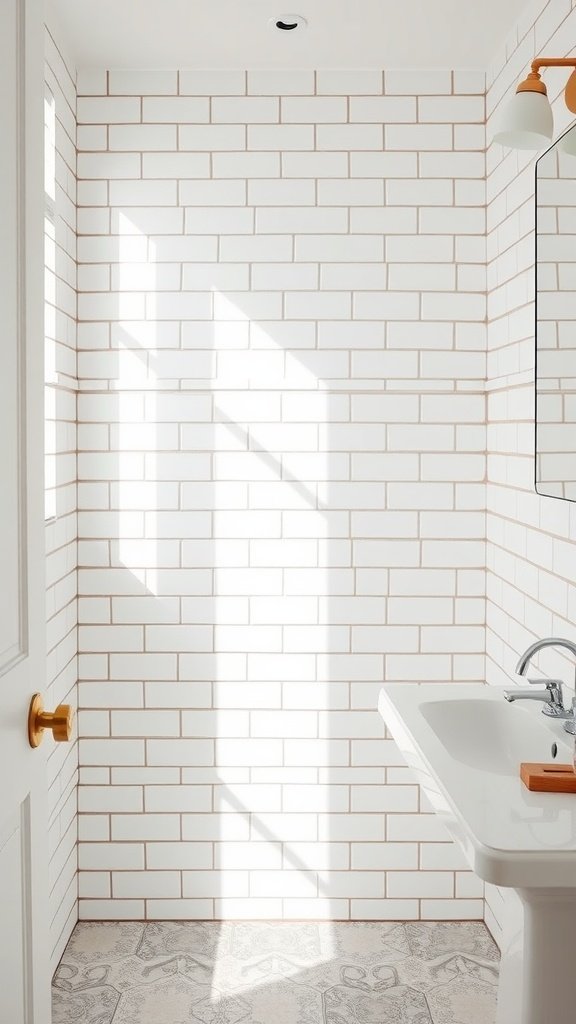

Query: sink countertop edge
<box><xmin>378</xmin><ymin>684</ymin><xmax>576</xmax><ymax>889</ymax></box>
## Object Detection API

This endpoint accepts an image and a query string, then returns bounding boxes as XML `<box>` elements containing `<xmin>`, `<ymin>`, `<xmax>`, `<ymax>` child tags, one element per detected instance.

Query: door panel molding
<box><xmin>0</xmin><ymin>0</ymin><xmax>28</xmax><ymax>674</ymax></box>
<box><xmin>0</xmin><ymin>799</ymin><xmax>33</xmax><ymax>1024</ymax></box>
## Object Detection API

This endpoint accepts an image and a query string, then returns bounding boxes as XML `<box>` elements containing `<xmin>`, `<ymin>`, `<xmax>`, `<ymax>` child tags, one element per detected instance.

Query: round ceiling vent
<box><xmin>269</xmin><ymin>14</ymin><xmax>307</xmax><ymax>32</ymax></box>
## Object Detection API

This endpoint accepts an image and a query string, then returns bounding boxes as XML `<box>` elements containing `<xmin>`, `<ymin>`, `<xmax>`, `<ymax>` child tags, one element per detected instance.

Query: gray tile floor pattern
<box><xmin>52</xmin><ymin>920</ymin><xmax>499</xmax><ymax>1024</ymax></box>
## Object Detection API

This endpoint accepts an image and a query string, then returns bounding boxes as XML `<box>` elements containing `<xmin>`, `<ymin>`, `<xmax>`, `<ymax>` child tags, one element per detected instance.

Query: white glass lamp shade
<box><xmin>493</xmin><ymin>90</ymin><xmax>553</xmax><ymax>150</ymax></box>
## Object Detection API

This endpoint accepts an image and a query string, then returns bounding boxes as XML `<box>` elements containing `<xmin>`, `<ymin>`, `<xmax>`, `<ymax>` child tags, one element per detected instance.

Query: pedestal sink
<box><xmin>379</xmin><ymin>683</ymin><xmax>576</xmax><ymax>1024</ymax></box>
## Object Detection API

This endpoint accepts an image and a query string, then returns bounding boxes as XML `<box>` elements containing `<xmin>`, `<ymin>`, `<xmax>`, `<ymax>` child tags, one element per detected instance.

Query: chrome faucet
<box><xmin>504</xmin><ymin>637</ymin><xmax>576</xmax><ymax>731</ymax></box>
<box><xmin>515</xmin><ymin>636</ymin><xmax>576</xmax><ymax>675</ymax></box>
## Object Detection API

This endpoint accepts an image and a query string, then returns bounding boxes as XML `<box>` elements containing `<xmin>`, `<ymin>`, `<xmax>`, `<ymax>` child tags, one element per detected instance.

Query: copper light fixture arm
<box><xmin>530</xmin><ymin>58</ymin><xmax>576</xmax><ymax>72</ymax></box>
<box><xmin>516</xmin><ymin>58</ymin><xmax>576</xmax><ymax>114</ymax></box>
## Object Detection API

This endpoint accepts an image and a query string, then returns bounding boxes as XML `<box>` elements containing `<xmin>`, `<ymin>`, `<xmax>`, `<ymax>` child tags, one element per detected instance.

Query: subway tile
<box><xmin>385</xmin><ymin>69</ymin><xmax>452</xmax><ymax>94</ymax></box>
<box><xmin>317</xmin><ymin>69</ymin><xmax>383</xmax><ymax>94</ymax></box>
<box><xmin>112</xmin><ymin>871</ymin><xmax>181</xmax><ymax>898</ymax></box>
<box><xmin>248</xmin><ymin>70</ymin><xmax>315</xmax><ymax>95</ymax></box>
<box><xmin>220</xmin><ymin>234</ymin><xmax>293</xmax><ymax>262</ymax></box>
<box><xmin>109</xmin><ymin>179</ymin><xmax>178</xmax><ymax>206</ymax></box>
<box><xmin>144</xmin><ymin>681</ymin><xmax>212</xmax><ymax>708</ymax></box>
<box><xmin>78</xmin><ymin>151</ymin><xmax>142</xmax><ymax>179</ymax></box>
<box><xmin>386</xmin><ymin>123</ymin><xmax>453</xmax><ymax>149</ymax></box>
<box><xmin>317</xmin><ymin>124</ymin><xmax>383</xmax><ymax>150</ymax></box>
<box><xmin>349</xmin><ymin>96</ymin><xmax>416</xmax><ymax>122</ymax></box>
<box><xmin>181</xmin><ymin>814</ymin><xmax>249</xmax><ymax>842</ymax></box>
<box><xmin>250</xmin><ymin>710</ymin><xmax>318</xmax><ymax>738</ymax></box>
<box><xmin>77</xmin><ymin>69</ymin><xmax>108</xmax><ymax>95</ymax></box>
<box><xmin>146</xmin><ymin>843</ymin><xmax>213</xmax><ymax>869</ymax></box>
<box><xmin>386</xmin><ymin>179</ymin><xmax>453</xmax><ymax>206</ymax></box>
<box><xmin>420</xmin><ymin>206</ymin><xmax>485</xmax><ymax>233</ymax></box>
<box><xmin>252</xmin><ymin>262</ymin><xmax>318</xmax><ymax>289</ymax></box>
<box><xmin>183</xmin><ymin>871</ymin><xmax>249</xmax><ymax>898</ymax></box>
<box><xmin>215</xmin><ymin>738</ymin><xmax>283</xmax><ymax>766</ymax></box>
<box><xmin>111</xmin><ymin>710</ymin><xmax>180</xmax><ymax>736</ymax></box>
<box><xmin>421</xmin><ymin>899</ymin><xmax>483</xmax><ymax>920</ymax></box>
<box><xmin>79</xmin><ymin>900</ymin><xmax>145</xmax><ymax>920</ymax></box>
<box><xmin>352</xmin><ymin>843</ymin><xmax>418</xmax><ymax>870</ymax></box>
<box><xmin>350</xmin><ymin>207</ymin><xmax>417</xmax><ymax>234</ymax></box>
<box><xmin>142</xmin><ymin>97</ymin><xmax>209</xmax><ymax>123</ymax></box>
<box><xmin>419</xmin><ymin>95</ymin><xmax>485</xmax><ymax>122</ymax></box>
<box><xmin>77</xmin><ymin>97</ymin><xmax>141</xmax><ymax>124</ymax></box>
<box><xmin>248</xmin><ymin>179</ymin><xmax>315</xmax><ymax>206</ymax></box>
<box><xmin>112</xmin><ymin>768</ymin><xmax>180</xmax><ymax>784</ymax></box>
<box><xmin>295</xmin><ymin>235</ymin><xmax>383</xmax><ymax>262</ymax></box>
<box><xmin>77</xmin><ymin>125</ymin><xmax>107</xmax><ymax>151</ymax></box>
<box><xmin>282</xmin><ymin>152</ymin><xmax>348</xmax><ymax>177</ymax></box>
<box><xmin>179</xmin><ymin>70</ymin><xmax>246</xmax><ymax>94</ymax></box>
<box><xmin>142</xmin><ymin>152</ymin><xmax>210</xmax><ymax>177</ymax></box>
<box><xmin>212</xmin><ymin>97</ymin><xmax>279</xmax><ymax>123</ymax></box>
<box><xmin>111</xmin><ymin>814</ymin><xmax>181</xmax><ymax>841</ymax></box>
<box><xmin>318</xmin><ymin>814</ymin><xmax>385</xmax><ymax>842</ymax></box>
<box><xmin>180</xmin><ymin>179</ymin><xmax>247</xmax><ymax>205</ymax></box>
<box><xmin>387</xmin><ymin>872</ymin><xmax>454</xmax><ymax>898</ymax></box>
<box><xmin>182</xmin><ymin>710</ymin><xmax>249</xmax><ymax>736</ymax></box>
<box><xmin>420</xmin><ymin>151</ymin><xmax>485</xmax><ymax>177</ymax></box>
<box><xmin>351</xmin><ymin>899</ymin><xmax>420</xmax><ymax>921</ymax></box>
<box><xmin>212</xmin><ymin>152</ymin><xmax>280</xmax><ymax>177</ymax></box>
<box><xmin>79</xmin><ymin>739</ymin><xmax>145</xmax><ymax>766</ymax></box>
<box><xmin>256</xmin><ymin>206</ymin><xmax>347</xmax><ymax>234</ymax></box>
<box><xmin>350</xmin><ymin>151</ymin><xmax>417</xmax><ymax>177</ymax></box>
<box><xmin>179</xmin><ymin>124</ymin><xmax>246</xmax><ymax>150</ymax></box>
<box><xmin>108</xmin><ymin>124</ymin><xmax>177</xmax><ymax>150</ymax></box>
<box><xmin>109</xmin><ymin>70</ymin><xmax>178</xmax><ymax>95</ymax></box>
<box><xmin>387</xmin><ymin>814</ymin><xmax>451</xmax><ymax>842</ymax></box>
<box><xmin>281</xmin><ymin>97</ymin><xmax>347</xmax><ymax>122</ymax></box>
<box><xmin>78</xmin><ymin>787</ymin><xmax>142</xmax><ymax>813</ymax></box>
<box><xmin>78</xmin><ymin>816</ymin><xmax>109</xmax><ymax>842</ymax></box>
<box><xmin>78</xmin><ymin>874</ymin><xmax>110</xmax><ymax>899</ymax></box>
<box><xmin>215</xmin><ymin>898</ymin><xmax>283</xmax><ymax>919</ymax></box>
<box><xmin>317</xmin><ymin>180</ymin><xmax>384</xmax><ymax>206</ymax></box>
<box><xmin>146</xmin><ymin>899</ymin><xmax>214</xmax><ymax>919</ymax></box>
<box><xmin>248</xmin><ymin>124</ymin><xmax>314</xmax><ymax>150</ymax></box>
<box><xmin>215</xmin><ymin>841</ymin><xmax>281</xmax><ymax>869</ymax></box>
<box><xmin>147</xmin><ymin>739</ymin><xmax>214</xmax><ymax>766</ymax></box>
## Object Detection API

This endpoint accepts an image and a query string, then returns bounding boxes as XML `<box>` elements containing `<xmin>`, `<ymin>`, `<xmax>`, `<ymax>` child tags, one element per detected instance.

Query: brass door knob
<box><xmin>28</xmin><ymin>693</ymin><xmax>74</xmax><ymax>748</ymax></box>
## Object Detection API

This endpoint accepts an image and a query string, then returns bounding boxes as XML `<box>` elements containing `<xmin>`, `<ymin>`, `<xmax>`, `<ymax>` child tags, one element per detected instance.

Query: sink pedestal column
<box><xmin>497</xmin><ymin>887</ymin><xmax>576</xmax><ymax>1024</ymax></box>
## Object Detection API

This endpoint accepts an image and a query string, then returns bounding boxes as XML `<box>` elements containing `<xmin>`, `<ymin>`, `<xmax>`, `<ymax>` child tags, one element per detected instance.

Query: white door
<box><xmin>0</xmin><ymin>0</ymin><xmax>53</xmax><ymax>1021</ymax></box>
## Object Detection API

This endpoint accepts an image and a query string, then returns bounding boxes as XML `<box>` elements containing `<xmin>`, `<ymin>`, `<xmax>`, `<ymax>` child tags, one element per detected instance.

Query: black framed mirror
<box><xmin>535</xmin><ymin>122</ymin><xmax>576</xmax><ymax>500</ymax></box>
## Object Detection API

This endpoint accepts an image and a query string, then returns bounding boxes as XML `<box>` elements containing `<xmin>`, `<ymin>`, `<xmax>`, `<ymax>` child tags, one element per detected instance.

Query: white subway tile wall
<box><xmin>75</xmin><ymin>67</ymin><xmax>487</xmax><ymax>921</ymax></box>
<box><xmin>39</xmin><ymin>0</ymin><xmax>576</xmax><ymax>946</ymax></box>
<box><xmin>45</xmin><ymin>26</ymin><xmax>78</xmax><ymax>969</ymax></box>
<box><xmin>485</xmin><ymin>0</ymin><xmax>576</xmax><ymax>948</ymax></box>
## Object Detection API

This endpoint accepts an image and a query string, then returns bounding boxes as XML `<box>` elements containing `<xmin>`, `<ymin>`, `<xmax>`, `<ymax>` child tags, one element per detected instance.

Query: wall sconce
<box><xmin>493</xmin><ymin>58</ymin><xmax>576</xmax><ymax>150</ymax></box>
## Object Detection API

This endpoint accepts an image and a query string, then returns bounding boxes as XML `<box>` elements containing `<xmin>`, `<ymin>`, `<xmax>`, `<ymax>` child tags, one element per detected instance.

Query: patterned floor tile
<box><xmin>112</xmin><ymin>975</ymin><xmax>208</xmax><ymax>1024</ymax></box>
<box><xmin>395</xmin><ymin>952</ymin><xmax>498</xmax><ymax>994</ymax></box>
<box><xmin>405</xmin><ymin>923</ymin><xmax>498</xmax><ymax>963</ymax></box>
<box><xmin>229</xmin><ymin>922</ymin><xmax>322</xmax><ymax>962</ymax></box>
<box><xmin>59</xmin><ymin>923</ymin><xmax>146</xmax><ymax>964</ymax></box>
<box><xmin>427</xmin><ymin>974</ymin><xmax>498</xmax><ymax>1024</ymax></box>
<box><xmin>332</xmin><ymin>922</ymin><xmax>410</xmax><ymax>962</ymax></box>
<box><xmin>137</xmin><ymin>921</ymin><xmax>223</xmax><ymax>961</ymax></box>
<box><xmin>52</xmin><ymin>921</ymin><xmax>499</xmax><ymax>1024</ymax></box>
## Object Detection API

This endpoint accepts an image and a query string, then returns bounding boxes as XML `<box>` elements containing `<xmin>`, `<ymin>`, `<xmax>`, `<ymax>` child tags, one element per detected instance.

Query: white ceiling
<box><xmin>53</xmin><ymin>0</ymin><xmax>527</xmax><ymax>70</ymax></box>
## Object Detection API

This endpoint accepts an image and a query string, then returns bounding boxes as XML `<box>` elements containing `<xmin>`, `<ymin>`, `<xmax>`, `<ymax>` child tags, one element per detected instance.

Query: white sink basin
<box><xmin>379</xmin><ymin>683</ymin><xmax>576</xmax><ymax>1024</ymax></box>
<box><xmin>419</xmin><ymin>697</ymin><xmax>561</xmax><ymax>775</ymax></box>
<box><xmin>379</xmin><ymin>683</ymin><xmax>575</xmax><ymax>886</ymax></box>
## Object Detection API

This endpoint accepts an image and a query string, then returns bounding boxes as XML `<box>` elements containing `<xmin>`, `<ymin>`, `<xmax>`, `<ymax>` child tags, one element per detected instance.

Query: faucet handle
<box><xmin>527</xmin><ymin>678</ymin><xmax>564</xmax><ymax>706</ymax></box>
<box><xmin>526</xmin><ymin>677</ymin><xmax>563</xmax><ymax>686</ymax></box>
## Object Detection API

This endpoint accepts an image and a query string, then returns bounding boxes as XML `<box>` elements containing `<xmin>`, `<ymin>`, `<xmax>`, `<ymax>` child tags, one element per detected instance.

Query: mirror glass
<box><xmin>536</xmin><ymin>125</ymin><xmax>576</xmax><ymax>500</ymax></box>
